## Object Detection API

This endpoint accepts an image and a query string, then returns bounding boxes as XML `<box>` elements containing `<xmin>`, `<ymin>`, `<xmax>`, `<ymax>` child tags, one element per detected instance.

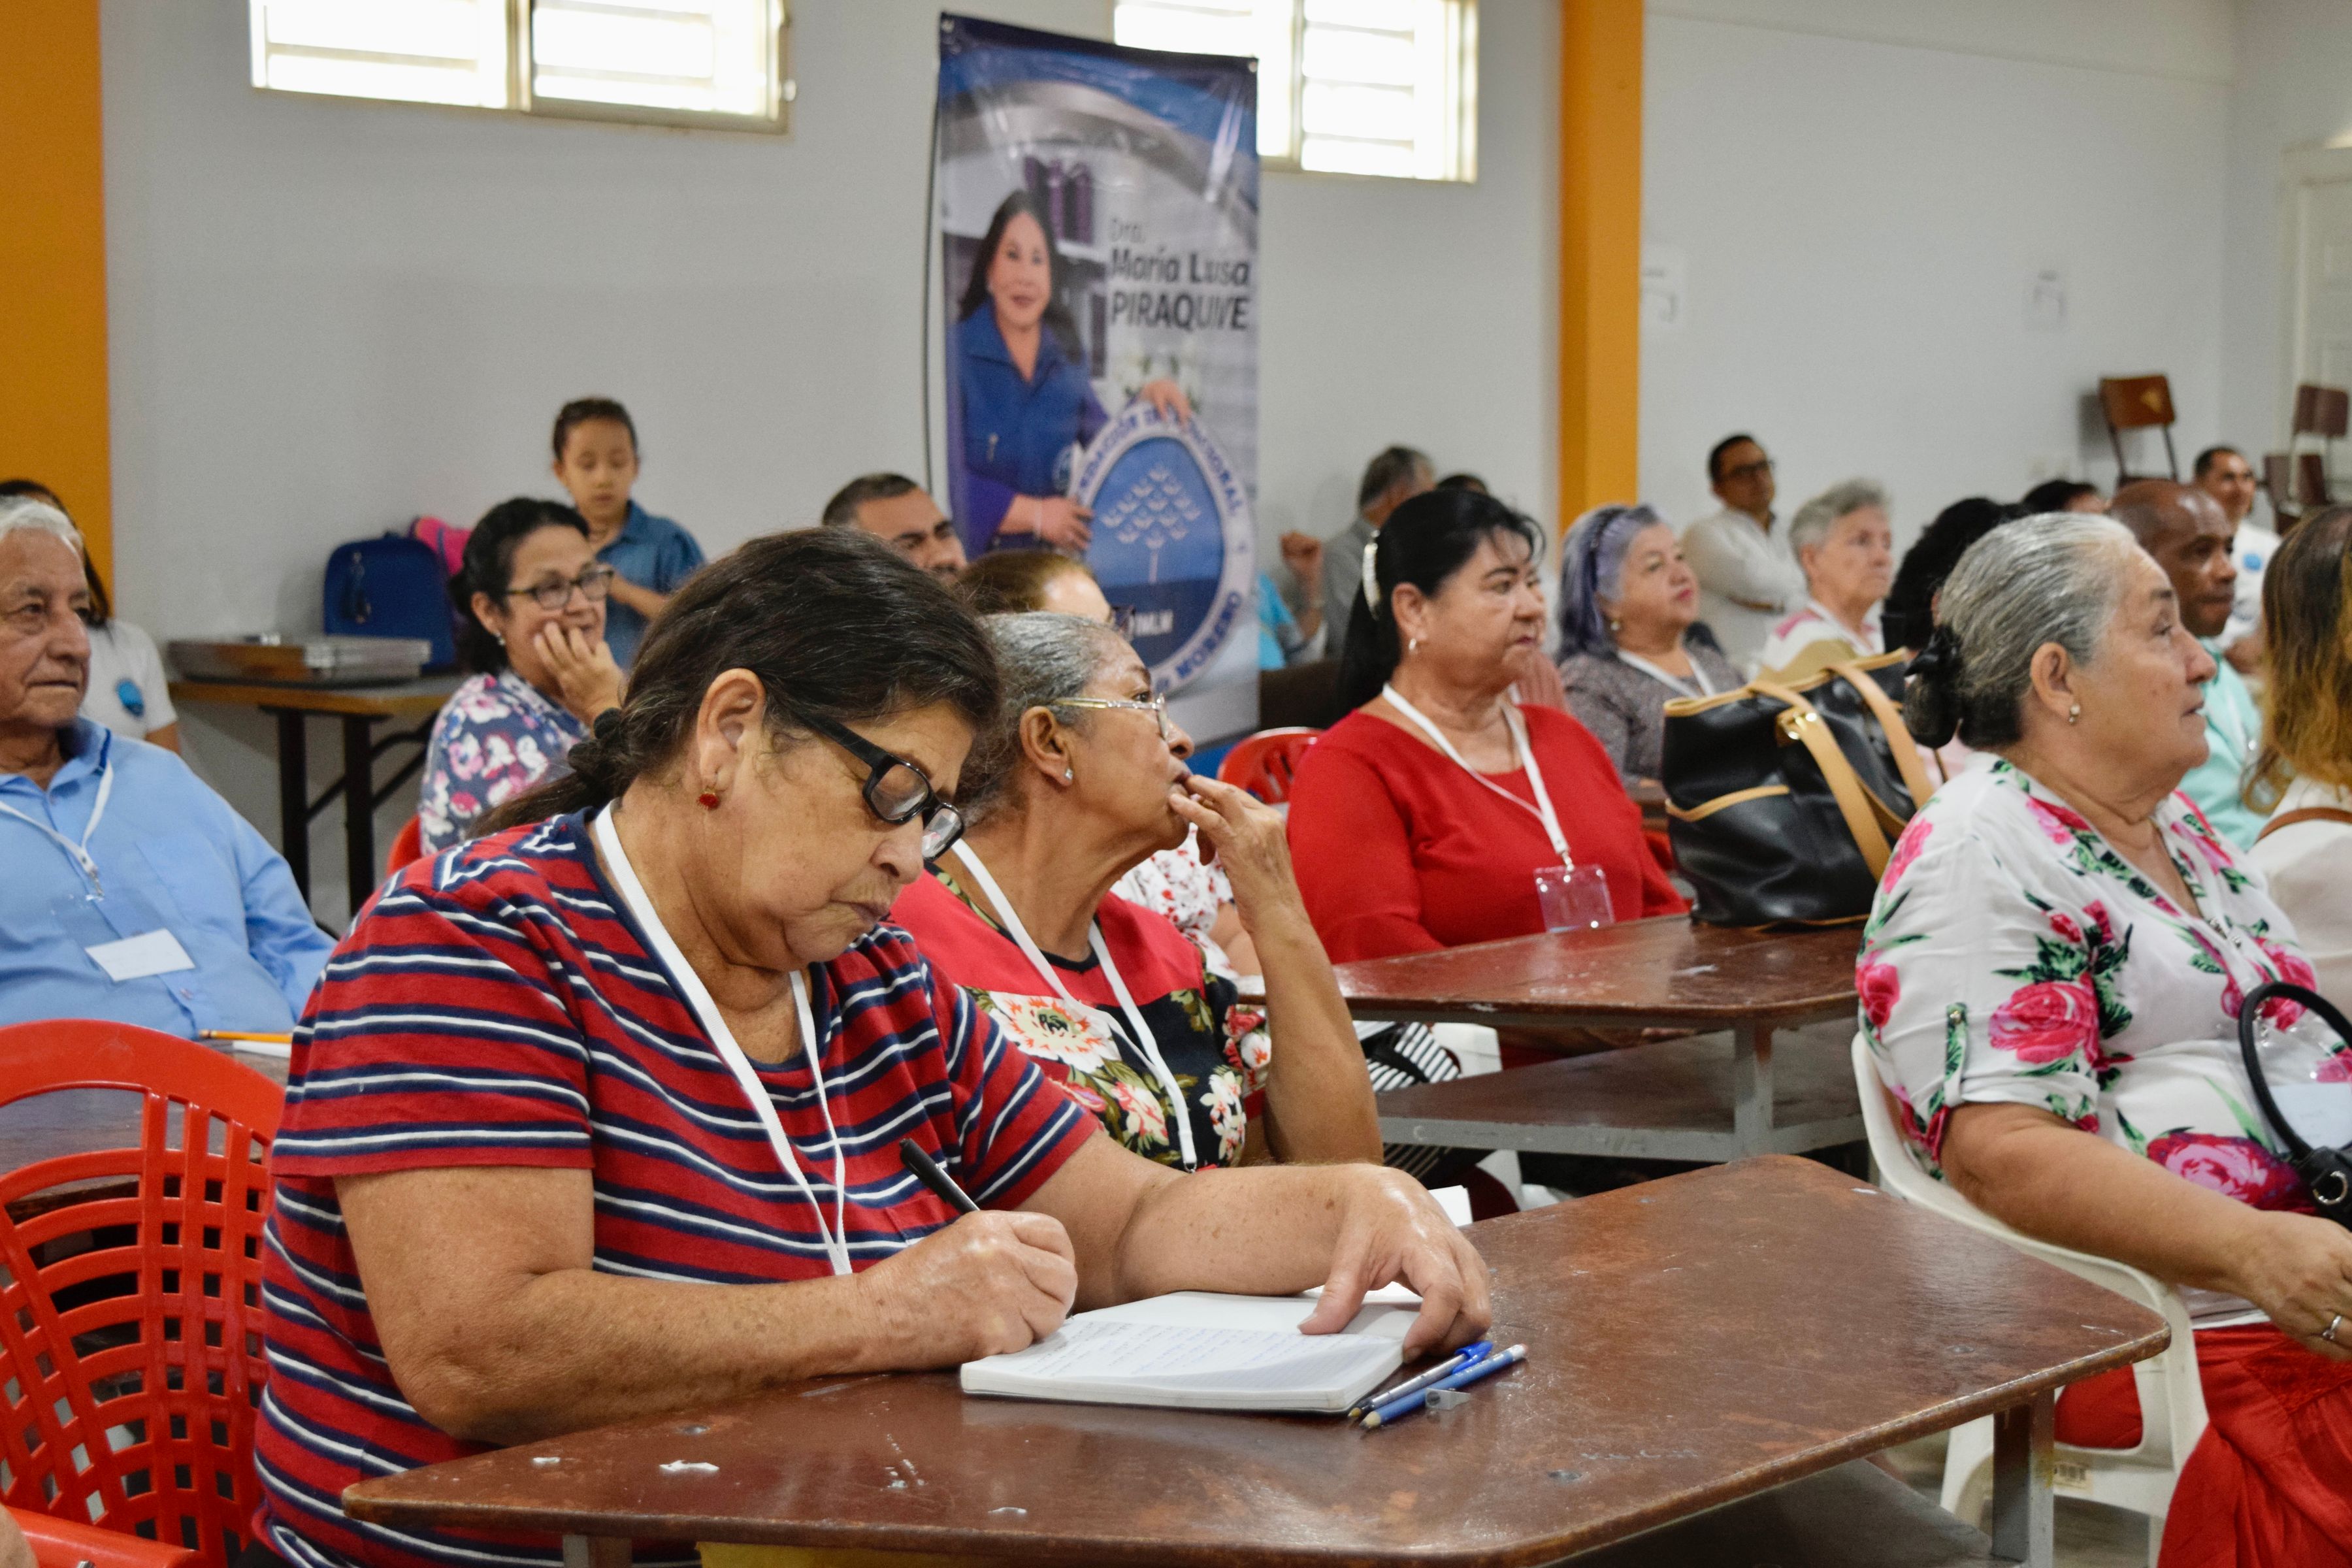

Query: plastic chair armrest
<box><xmin>8</xmin><ymin>1509</ymin><xmax>201</xmax><ymax>1568</ymax></box>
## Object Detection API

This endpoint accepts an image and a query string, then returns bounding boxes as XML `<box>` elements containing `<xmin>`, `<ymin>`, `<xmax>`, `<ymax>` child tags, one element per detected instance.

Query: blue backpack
<box><xmin>322</xmin><ymin>531</ymin><xmax>457</xmax><ymax>669</ymax></box>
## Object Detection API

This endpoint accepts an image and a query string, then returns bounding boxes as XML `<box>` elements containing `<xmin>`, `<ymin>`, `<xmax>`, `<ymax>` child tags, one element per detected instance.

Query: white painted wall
<box><xmin>97</xmin><ymin>0</ymin><xmax>1561</xmax><ymax>923</ymax></box>
<box><xmin>2219</xmin><ymin>0</ymin><xmax>2352</xmax><ymax>459</ymax></box>
<box><xmin>1639</xmin><ymin>0</ymin><xmax>2234</xmax><ymax>538</ymax></box>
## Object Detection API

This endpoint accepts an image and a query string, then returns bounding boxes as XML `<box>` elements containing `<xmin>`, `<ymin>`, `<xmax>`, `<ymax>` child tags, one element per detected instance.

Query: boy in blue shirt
<box><xmin>550</xmin><ymin>398</ymin><xmax>706</xmax><ymax>669</ymax></box>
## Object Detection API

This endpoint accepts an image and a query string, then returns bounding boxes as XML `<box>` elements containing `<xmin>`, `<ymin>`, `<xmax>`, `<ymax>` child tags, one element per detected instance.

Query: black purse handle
<box><xmin>2237</xmin><ymin>980</ymin><xmax>2352</xmax><ymax>1162</ymax></box>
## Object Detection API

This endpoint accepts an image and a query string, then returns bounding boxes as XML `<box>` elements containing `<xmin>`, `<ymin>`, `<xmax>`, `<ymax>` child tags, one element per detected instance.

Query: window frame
<box><xmin>1108</xmin><ymin>0</ymin><xmax>1478</xmax><ymax>184</ymax></box>
<box><xmin>248</xmin><ymin>0</ymin><xmax>796</xmax><ymax>136</ymax></box>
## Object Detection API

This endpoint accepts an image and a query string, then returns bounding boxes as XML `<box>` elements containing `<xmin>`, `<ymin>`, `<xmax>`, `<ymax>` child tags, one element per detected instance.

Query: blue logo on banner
<box><xmin>1075</xmin><ymin>406</ymin><xmax>1253</xmax><ymax>691</ymax></box>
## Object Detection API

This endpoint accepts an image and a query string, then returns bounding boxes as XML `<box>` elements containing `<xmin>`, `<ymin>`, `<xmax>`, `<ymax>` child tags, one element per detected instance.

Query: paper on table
<box><xmin>960</xmin><ymin>1290</ymin><xmax>1417</xmax><ymax>1413</ymax></box>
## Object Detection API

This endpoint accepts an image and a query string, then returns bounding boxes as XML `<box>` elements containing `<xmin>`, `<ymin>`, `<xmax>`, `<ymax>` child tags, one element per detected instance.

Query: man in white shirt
<box><xmin>1680</xmin><ymin>434</ymin><xmax>1805</xmax><ymax>672</ymax></box>
<box><xmin>2191</xmin><ymin>445</ymin><xmax>2272</xmax><ymax>674</ymax></box>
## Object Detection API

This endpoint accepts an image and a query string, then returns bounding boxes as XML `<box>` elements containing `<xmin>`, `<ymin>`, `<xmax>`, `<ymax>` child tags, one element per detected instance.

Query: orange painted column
<box><xmin>0</xmin><ymin>0</ymin><xmax>113</xmax><ymax>583</ymax></box>
<box><xmin>1558</xmin><ymin>0</ymin><xmax>1642</xmax><ymax>531</ymax></box>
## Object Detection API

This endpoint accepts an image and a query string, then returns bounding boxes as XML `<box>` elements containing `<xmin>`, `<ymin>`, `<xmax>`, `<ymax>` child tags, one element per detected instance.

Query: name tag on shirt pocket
<box><xmin>86</xmin><ymin>928</ymin><xmax>196</xmax><ymax>983</ymax></box>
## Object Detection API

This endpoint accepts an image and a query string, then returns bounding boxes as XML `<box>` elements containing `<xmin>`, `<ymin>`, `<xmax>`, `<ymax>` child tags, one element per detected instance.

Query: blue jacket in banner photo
<box><xmin>953</xmin><ymin>305</ymin><xmax>1108</xmax><ymax>555</ymax></box>
<box><xmin>596</xmin><ymin>500</ymin><xmax>706</xmax><ymax>670</ymax></box>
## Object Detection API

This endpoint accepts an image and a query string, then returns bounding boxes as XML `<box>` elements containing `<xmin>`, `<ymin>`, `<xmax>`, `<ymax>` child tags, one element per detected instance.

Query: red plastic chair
<box><xmin>384</xmin><ymin>814</ymin><xmax>425</xmax><ymax>879</ymax></box>
<box><xmin>1216</xmin><ymin>727</ymin><xmax>1320</xmax><ymax>805</ymax></box>
<box><xmin>0</xmin><ymin>1022</ymin><xmax>284</xmax><ymax>1568</ymax></box>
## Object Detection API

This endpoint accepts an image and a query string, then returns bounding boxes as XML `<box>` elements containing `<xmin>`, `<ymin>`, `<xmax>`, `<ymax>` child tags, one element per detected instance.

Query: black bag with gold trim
<box><xmin>1660</xmin><ymin>651</ymin><xmax>1934</xmax><ymax>926</ymax></box>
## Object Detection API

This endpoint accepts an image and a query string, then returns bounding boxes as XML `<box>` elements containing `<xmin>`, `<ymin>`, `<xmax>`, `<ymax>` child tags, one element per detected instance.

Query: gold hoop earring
<box><xmin>1405</xmin><ymin>636</ymin><xmax>1422</xmax><ymax>657</ymax></box>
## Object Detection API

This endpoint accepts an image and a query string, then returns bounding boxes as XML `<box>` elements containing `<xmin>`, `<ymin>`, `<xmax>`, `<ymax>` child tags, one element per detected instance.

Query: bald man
<box><xmin>2109</xmin><ymin>480</ymin><xmax>2265</xmax><ymax>847</ymax></box>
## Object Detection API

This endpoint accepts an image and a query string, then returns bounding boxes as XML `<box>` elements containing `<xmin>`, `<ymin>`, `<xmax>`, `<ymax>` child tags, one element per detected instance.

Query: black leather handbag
<box><xmin>2237</xmin><ymin>981</ymin><xmax>2352</xmax><ymax>1227</ymax></box>
<box><xmin>1660</xmin><ymin>652</ymin><xmax>1934</xmax><ymax>926</ymax></box>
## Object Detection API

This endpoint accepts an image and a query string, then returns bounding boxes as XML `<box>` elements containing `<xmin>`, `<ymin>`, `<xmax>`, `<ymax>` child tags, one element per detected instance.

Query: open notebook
<box><xmin>958</xmin><ymin>1287</ymin><xmax>1419</xmax><ymax>1413</ymax></box>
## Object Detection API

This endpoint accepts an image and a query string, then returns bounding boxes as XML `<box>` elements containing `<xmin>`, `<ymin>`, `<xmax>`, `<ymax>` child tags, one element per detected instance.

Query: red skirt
<box><xmin>2052</xmin><ymin>1323</ymin><xmax>2352</xmax><ymax>1566</ymax></box>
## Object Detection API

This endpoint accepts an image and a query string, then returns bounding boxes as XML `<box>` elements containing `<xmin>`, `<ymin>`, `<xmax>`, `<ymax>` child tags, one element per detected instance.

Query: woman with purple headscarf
<box><xmin>1554</xmin><ymin>504</ymin><xmax>1741</xmax><ymax>785</ymax></box>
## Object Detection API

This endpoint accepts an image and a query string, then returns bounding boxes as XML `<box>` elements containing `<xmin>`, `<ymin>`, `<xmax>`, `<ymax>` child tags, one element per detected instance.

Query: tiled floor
<box><xmin>1880</xmin><ymin>1431</ymin><xmax>2152</xmax><ymax>1568</ymax></box>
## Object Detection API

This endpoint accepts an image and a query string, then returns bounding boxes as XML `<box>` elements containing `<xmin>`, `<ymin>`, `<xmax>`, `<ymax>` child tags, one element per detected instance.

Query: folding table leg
<box><xmin>562</xmin><ymin>1536</ymin><xmax>632</xmax><ymax>1568</ymax></box>
<box><xmin>1988</xmin><ymin>1389</ymin><xmax>2055</xmax><ymax>1567</ymax></box>
<box><xmin>1730</xmin><ymin>1021</ymin><xmax>1774</xmax><ymax>1155</ymax></box>
<box><xmin>341</xmin><ymin>714</ymin><xmax>378</xmax><ymax>919</ymax></box>
<box><xmin>272</xmin><ymin>708</ymin><xmax>310</xmax><ymax>898</ymax></box>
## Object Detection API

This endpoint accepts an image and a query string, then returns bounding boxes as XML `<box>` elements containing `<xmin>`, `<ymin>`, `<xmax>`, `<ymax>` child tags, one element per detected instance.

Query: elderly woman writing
<box><xmin>1756</xmin><ymin>478</ymin><xmax>1897</xmax><ymax>676</ymax></box>
<box><xmin>253</xmin><ymin>531</ymin><xmax>1484</xmax><ymax>1568</ymax></box>
<box><xmin>416</xmin><ymin>498</ymin><xmax>627</xmax><ymax>853</ymax></box>
<box><xmin>1554</xmin><ymin>503</ymin><xmax>1742</xmax><ymax>785</ymax></box>
<box><xmin>1286</xmin><ymin>489</ymin><xmax>1683</xmax><ymax>968</ymax></box>
<box><xmin>2249</xmin><ymin>504</ymin><xmax>2352</xmax><ymax>1000</ymax></box>
<box><xmin>893</xmin><ymin>613</ymin><xmax>1378</xmax><ymax>1169</ymax></box>
<box><xmin>1860</xmin><ymin>515</ymin><xmax>2352</xmax><ymax>1565</ymax></box>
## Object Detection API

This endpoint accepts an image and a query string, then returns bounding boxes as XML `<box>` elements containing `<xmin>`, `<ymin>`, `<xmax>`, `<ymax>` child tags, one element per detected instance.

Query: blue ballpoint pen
<box><xmin>1360</xmin><ymin>1343</ymin><xmax>1528</xmax><ymax>1429</ymax></box>
<box><xmin>1347</xmin><ymin>1341</ymin><xmax>1493</xmax><ymax>1423</ymax></box>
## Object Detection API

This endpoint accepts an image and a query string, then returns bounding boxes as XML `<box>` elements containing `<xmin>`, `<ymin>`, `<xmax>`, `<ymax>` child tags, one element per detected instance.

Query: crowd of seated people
<box><xmin>12</xmin><ymin>382</ymin><xmax>2352</xmax><ymax>1568</ymax></box>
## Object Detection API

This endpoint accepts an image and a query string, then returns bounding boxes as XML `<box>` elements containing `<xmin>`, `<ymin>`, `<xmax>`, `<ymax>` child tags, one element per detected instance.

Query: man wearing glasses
<box><xmin>821</xmin><ymin>474</ymin><xmax>968</xmax><ymax>581</ymax></box>
<box><xmin>1682</xmin><ymin>433</ymin><xmax>1806</xmax><ymax>673</ymax></box>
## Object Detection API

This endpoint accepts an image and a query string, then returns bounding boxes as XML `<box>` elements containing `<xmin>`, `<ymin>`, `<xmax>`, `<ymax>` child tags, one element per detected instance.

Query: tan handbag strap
<box><xmin>1752</xmin><ymin>681</ymin><xmax>1893</xmax><ymax>878</ymax></box>
<box><xmin>1828</xmin><ymin>660</ymin><xmax>1938</xmax><ymax>809</ymax></box>
<box><xmin>2256</xmin><ymin>805</ymin><xmax>2352</xmax><ymax>843</ymax></box>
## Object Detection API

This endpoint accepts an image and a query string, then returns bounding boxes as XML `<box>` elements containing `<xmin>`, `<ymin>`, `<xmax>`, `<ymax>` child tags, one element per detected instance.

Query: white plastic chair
<box><xmin>1850</xmin><ymin>1034</ymin><xmax>2207</xmax><ymax>1564</ymax></box>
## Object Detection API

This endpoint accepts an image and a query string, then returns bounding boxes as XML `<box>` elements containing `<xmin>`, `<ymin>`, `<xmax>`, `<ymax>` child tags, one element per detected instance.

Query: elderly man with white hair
<box><xmin>0</xmin><ymin>497</ymin><xmax>331</xmax><ymax>1035</ymax></box>
<box><xmin>1755</xmin><ymin>478</ymin><xmax>1897</xmax><ymax>676</ymax></box>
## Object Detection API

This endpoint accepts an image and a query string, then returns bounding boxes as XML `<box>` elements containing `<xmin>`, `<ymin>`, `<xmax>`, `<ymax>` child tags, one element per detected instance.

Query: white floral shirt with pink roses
<box><xmin>1859</xmin><ymin>759</ymin><xmax>2348</xmax><ymax>1323</ymax></box>
<box><xmin>417</xmin><ymin>672</ymin><xmax>585</xmax><ymax>855</ymax></box>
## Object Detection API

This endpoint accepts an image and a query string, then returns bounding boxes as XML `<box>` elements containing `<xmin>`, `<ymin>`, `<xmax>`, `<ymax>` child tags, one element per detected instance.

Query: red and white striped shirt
<box><xmin>255</xmin><ymin>815</ymin><xmax>1092</xmax><ymax>1568</ymax></box>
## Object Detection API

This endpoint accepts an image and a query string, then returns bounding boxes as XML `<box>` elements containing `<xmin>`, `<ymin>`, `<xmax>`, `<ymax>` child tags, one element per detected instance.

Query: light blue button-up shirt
<box><xmin>2178</xmin><ymin>646</ymin><xmax>2266</xmax><ymax>851</ymax></box>
<box><xmin>0</xmin><ymin>719</ymin><xmax>333</xmax><ymax>1036</ymax></box>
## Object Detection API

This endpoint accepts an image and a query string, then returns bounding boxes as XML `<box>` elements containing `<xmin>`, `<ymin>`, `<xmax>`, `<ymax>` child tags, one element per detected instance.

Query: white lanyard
<box><xmin>947</xmin><ymin>843</ymin><xmax>1199</xmax><ymax>1171</ymax></box>
<box><xmin>0</xmin><ymin>743</ymin><xmax>115</xmax><ymax>898</ymax></box>
<box><xmin>1383</xmin><ymin>684</ymin><xmax>1575</xmax><ymax>868</ymax></box>
<box><xmin>592</xmin><ymin>806</ymin><xmax>852</xmax><ymax>1275</ymax></box>
<box><xmin>1616</xmin><ymin>650</ymin><xmax>1715</xmax><ymax>701</ymax></box>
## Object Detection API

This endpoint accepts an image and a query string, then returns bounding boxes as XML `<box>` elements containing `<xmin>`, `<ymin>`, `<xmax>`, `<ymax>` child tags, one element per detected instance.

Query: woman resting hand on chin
<box><xmin>894</xmin><ymin>611</ymin><xmax>1380</xmax><ymax>1169</ymax></box>
<box><xmin>416</xmin><ymin>497</ymin><xmax>628</xmax><ymax>854</ymax></box>
<box><xmin>249</xmin><ymin>531</ymin><xmax>1483</xmax><ymax>1568</ymax></box>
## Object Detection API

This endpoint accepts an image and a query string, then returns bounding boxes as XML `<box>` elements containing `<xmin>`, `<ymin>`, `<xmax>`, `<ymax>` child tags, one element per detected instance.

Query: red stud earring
<box><xmin>697</xmin><ymin>791</ymin><xmax>720</xmax><ymax>809</ymax></box>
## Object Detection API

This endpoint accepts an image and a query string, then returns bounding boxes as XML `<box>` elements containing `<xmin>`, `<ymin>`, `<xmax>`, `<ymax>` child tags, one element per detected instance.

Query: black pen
<box><xmin>898</xmin><ymin>1137</ymin><xmax>979</xmax><ymax>1214</ymax></box>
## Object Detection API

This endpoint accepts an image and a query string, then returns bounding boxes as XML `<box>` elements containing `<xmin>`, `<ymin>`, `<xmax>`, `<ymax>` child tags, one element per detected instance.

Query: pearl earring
<box><xmin>1064</xmin><ymin>767</ymin><xmax>1075</xmax><ymax>782</ymax></box>
<box><xmin>1608</xmin><ymin>618</ymin><xmax>1623</xmax><ymax>633</ymax></box>
<box><xmin>2068</xmin><ymin>703</ymin><xmax>2081</xmax><ymax>725</ymax></box>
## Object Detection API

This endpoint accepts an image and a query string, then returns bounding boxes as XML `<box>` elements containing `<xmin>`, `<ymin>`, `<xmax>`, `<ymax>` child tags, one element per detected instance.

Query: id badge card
<box><xmin>86</xmin><ymin>928</ymin><xmax>197</xmax><ymax>983</ymax></box>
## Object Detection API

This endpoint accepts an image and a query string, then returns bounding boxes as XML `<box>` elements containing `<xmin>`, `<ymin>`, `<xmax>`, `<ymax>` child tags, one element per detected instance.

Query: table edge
<box><xmin>340</xmin><ymin>1332</ymin><xmax>2164</xmax><ymax>1567</ymax></box>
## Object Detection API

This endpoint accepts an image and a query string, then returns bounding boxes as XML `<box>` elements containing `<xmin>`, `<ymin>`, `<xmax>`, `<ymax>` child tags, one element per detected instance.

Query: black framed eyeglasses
<box><xmin>791</xmin><ymin>708</ymin><xmax>965</xmax><ymax>858</ymax></box>
<box><xmin>506</xmin><ymin>564</ymin><xmax>617</xmax><ymax>612</ymax></box>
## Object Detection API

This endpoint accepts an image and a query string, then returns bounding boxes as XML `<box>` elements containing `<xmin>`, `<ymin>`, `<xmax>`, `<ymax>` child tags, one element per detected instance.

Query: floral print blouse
<box><xmin>1111</xmin><ymin>830</ymin><xmax>1240</xmax><ymax>981</ymax></box>
<box><xmin>1860</xmin><ymin>760</ymin><xmax>2346</xmax><ymax>1321</ymax></box>
<box><xmin>892</xmin><ymin>868</ymin><xmax>1271</xmax><ymax>1168</ymax></box>
<box><xmin>416</xmin><ymin>672</ymin><xmax>586</xmax><ymax>855</ymax></box>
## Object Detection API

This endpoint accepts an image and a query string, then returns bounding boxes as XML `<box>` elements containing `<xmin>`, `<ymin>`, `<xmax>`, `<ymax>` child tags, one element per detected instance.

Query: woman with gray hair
<box><xmin>1756</xmin><ymin>478</ymin><xmax>1895</xmax><ymax>676</ymax></box>
<box><xmin>1555</xmin><ymin>503</ymin><xmax>1741</xmax><ymax>784</ymax></box>
<box><xmin>1858</xmin><ymin>515</ymin><xmax>2352</xmax><ymax>1561</ymax></box>
<box><xmin>892</xmin><ymin>612</ymin><xmax>1379</xmax><ymax>1169</ymax></box>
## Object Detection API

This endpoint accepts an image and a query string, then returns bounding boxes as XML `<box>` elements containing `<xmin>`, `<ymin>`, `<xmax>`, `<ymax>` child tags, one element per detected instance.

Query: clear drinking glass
<box><xmin>1534</xmin><ymin>863</ymin><xmax>1614</xmax><ymax>932</ymax></box>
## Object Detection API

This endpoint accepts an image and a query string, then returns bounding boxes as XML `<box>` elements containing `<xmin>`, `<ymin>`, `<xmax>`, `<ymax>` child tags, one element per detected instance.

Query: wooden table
<box><xmin>1328</xmin><ymin>917</ymin><xmax>1865</xmax><ymax>1163</ymax></box>
<box><xmin>170</xmin><ymin>678</ymin><xmax>457</xmax><ymax>916</ymax></box>
<box><xmin>343</xmin><ymin>1156</ymin><xmax>2165</xmax><ymax>1568</ymax></box>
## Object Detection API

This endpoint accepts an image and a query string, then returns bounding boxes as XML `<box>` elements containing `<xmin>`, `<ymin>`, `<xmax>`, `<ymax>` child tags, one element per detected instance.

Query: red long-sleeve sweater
<box><xmin>1284</xmin><ymin>706</ymin><xmax>1685</xmax><ymax>963</ymax></box>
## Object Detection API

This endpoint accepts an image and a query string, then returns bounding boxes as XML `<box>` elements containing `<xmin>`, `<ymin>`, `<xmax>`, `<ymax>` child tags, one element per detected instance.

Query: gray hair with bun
<box><xmin>956</xmin><ymin>611</ymin><xmax>1132</xmax><ymax>826</ymax></box>
<box><xmin>1903</xmin><ymin>513</ymin><xmax>2140</xmax><ymax>750</ymax></box>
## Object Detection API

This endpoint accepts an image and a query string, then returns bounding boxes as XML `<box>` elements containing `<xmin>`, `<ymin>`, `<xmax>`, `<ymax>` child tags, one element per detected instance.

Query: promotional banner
<box><xmin>935</xmin><ymin>15</ymin><xmax>1259</xmax><ymax>725</ymax></box>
